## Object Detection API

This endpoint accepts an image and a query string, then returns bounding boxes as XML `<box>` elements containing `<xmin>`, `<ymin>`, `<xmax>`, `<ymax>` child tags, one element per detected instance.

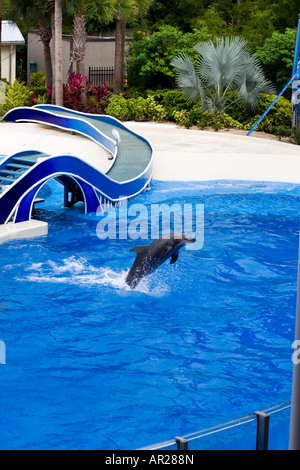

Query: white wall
<box><xmin>27</xmin><ymin>31</ymin><xmax>117</xmax><ymax>85</ymax></box>
<box><xmin>1</xmin><ymin>44</ymin><xmax>17</xmax><ymax>83</ymax></box>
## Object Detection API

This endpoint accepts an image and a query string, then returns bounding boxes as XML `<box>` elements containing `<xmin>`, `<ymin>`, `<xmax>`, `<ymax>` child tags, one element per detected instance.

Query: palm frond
<box><xmin>172</xmin><ymin>35</ymin><xmax>275</xmax><ymax>113</ymax></box>
<box><xmin>194</xmin><ymin>37</ymin><xmax>249</xmax><ymax>91</ymax></box>
<box><xmin>171</xmin><ymin>53</ymin><xmax>204</xmax><ymax>102</ymax></box>
<box><xmin>115</xmin><ymin>0</ymin><xmax>139</xmax><ymax>22</ymax></box>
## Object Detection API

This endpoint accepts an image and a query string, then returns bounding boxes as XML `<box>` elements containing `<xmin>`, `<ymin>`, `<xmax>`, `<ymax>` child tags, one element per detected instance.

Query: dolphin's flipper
<box><xmin>130</xmin><ymin>246</ymin><xmax>146</xmax><ymax>255</ymax></box>
<box><xmin>170</xmin><ymin>253</ymin><xmax>179</xmax><ymax>264</ymax></box>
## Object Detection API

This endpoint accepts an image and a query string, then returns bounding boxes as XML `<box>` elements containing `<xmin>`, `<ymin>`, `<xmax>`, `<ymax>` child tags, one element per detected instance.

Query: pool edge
<box><xmin>0</xmin><ymin>219</ymin><xmax>48</xmax><ymax>244</ymax></box>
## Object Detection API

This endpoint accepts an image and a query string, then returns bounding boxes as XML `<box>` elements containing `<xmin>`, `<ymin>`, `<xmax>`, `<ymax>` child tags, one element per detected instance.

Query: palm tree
<box><xmin>5</xmin><ymin>0</ymin><xmax>54</xmax><ymax>88</ymax></box>
<box><xmin>69</xmin><ymin>7</ymin><xmax>87</xmax><ymax>76</ymax></box>
<box><xmin>69</xmin><ymin>0</ymin><xmax>115</xmax><ymax>76</ymax></box>
<box><xmin>54</xmin><ymin>0</ymin><xmax>63</xmax><ymax>105</ymax></box>
<box><xmin>113</xmin><ymin>0</ymin><xmax>154</xmax><ymax>94</ymax></box>
<box><xmin>40</xmin><ymin>0</ymin><xmax>54</xmax><ymax>89</ymax></box>
<box><xmin>0</xmin><ymin>0</ymin><xmax>2</xmax><ymax>80</ymax></box>
<box><xmin>171</xmin><ymin>36</ymin><xmax>275</xmax><ymax>114</ymax></box>
<box><xmin>113</xmin><ymin>0</ymin><xmax>138</xmax><ymax>94</ymax></box>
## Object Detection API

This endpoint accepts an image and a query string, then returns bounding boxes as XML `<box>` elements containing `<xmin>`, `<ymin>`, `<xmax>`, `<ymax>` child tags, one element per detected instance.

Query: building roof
<box><xmin>1</xmin><ymin>21</ymin><xmax>25</xmax><ymax>45</ymax></box>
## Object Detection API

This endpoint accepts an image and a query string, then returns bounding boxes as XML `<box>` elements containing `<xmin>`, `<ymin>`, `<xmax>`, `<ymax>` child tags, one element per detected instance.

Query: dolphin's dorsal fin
<box><xmin>170</xmin><ymin>253</ymin><xmax>179</xmax><ymax>264</ymax></box>
<box><xmin>130</xmin><ymin>246</ymin><xmax>146</xmax><ymax>255</ymax></box>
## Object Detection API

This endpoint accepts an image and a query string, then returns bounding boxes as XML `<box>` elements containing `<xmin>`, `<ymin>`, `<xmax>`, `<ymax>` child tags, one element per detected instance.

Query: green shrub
<box><xmin>126</xmin><ymin>25</ymin><xmax>213</xmax><ymax>91</ymax></box>
<box><xmin>0</xmin><ymin>80</ymin><xmax>30</xmax><ymax>114</ymax></box>
<box><xmin>106</xmin><ymin>93</ymin><xmax>167</xmax><ymax>122</ymax></box>
<box><xmin>29</xmin><ymin>71</ymin><xmax>47</xmax><ymax>101</ymax></box>
<box><xmin>228</xmin><ymin>93</ymin><xmax>292</xmax><ymax>133</ymax></box>
<box><xmin>172</xmin><ymin>109</ymin><xmax>192</xmax><ymax>128</ymax></box>
<box><xmin>161</xmin><ymin>89</ymin><xmax>191</xmax><ymax>118</ymax></box>
<box><xmin>272</xmin><ymin>124</ymin><xmax>291</xmax><ymax>140</ymax></box>
<box><xmin>172</xmin><ymin>105</ymin><xmax>245</xmax><ymax>131</ymax></box>
<box><xmin>127</xmin><ymin>96</ymin><xmax>149</xmax><ymax>121</ymax></box>
<box><xmin>146</xmin><ymin>95</ymin><xmax>167</xmax><ymax>122</ymax></box>
<box><xmin>30</xmin><ymin>71</ymin><xmax>47</xmax><ymax>90</ymax></box>
<box><xmin>106</xmin><ymin>94</ymin><xmax>131</xmax><ymax>121</ymax></box>
<box><xmin>256</xmin><ymin>94</ymin><xmax>292</xmax><ymax>128</ymax></box>
<box><xmin>32</xmin><ymin>93</ymin><xmax>48</xmax><ymax>105</ymax></box>
<box><xmin>290</xmin><ymin>127</ymin><xmax>300</xmax><ymax>145</ymax></box>
<box><xmin>255</xmin><ymin>28</ymin><xmax>296</xmax><ymax>94</ymax></box>
<box><xmin>189</xmin><ymin>102</ymin><xmax>205</xmax><ymax>126</ymax></box>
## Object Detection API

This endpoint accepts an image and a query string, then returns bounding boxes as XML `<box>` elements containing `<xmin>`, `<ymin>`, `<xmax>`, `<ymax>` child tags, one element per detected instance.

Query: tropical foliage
<box><xmin>127</xmin><ymin>25</ymin><xmax>213</xmax><ymax>90</ymax></box>
<box><xmin>0</xmin><ymin>80</ymin><xmax>30</xmax><ymax>114</ymax></box>
<box><xmin>255</xmin><ymin>28</ymin><xmax>297</xmax><ymax>94</ymax></box>
<box><xmin>1</xmin><ymin>0</ymin><xmax>299</xmax><ymax>136</ymax></box>
<box><xmin>171</xmin><ymin>36</ymin><xmax>275</xmax><ymax>113</ymax></box>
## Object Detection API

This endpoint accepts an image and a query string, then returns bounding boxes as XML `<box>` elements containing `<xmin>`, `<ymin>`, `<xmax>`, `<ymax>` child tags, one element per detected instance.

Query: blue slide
<box><xmin>0</xmin><ymin>105</ymin><xmax>153</xmax><ymax>225</ymax></box>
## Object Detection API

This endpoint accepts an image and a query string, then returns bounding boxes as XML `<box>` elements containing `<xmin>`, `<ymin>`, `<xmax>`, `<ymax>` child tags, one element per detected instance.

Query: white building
<box><xmin>1</xmin><ymin>21</ymin><xmax>25</xmax><ymax>83</ymax></box>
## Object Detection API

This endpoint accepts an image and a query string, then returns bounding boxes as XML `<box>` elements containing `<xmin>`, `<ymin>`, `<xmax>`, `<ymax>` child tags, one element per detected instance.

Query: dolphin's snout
<box><xmin>171</xmin><ymin>232</ymin><xmax>196</xmax><ymax>243</ymax></box>
<box><xmin>182</xmin><ymin>234</ymin><xmax>196</xmax><ymax>244</ymax></box>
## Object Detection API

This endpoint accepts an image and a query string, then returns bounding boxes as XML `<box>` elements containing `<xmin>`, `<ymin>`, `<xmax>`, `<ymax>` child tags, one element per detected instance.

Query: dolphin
<box><xmin>125</xmin><ymin>232</ymin><xmax>196</xmax><ymax>289</ymax></box>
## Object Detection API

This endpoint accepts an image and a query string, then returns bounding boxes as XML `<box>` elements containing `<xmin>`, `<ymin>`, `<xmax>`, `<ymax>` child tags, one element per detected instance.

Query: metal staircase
<box><xmin>0</xmin><ymin>151</ymin><xmax>42</xmax><ymax>194</ymax></box>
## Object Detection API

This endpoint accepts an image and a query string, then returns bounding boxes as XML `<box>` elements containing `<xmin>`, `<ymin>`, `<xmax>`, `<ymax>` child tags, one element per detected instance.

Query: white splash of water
<box><xmin>22</xmin><ymin>256</ymin><xmax>169</xmax><ymax>296</ymax></box>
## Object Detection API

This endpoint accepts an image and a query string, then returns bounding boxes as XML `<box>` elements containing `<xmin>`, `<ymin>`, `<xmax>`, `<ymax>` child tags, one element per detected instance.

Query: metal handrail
<box><xmin>137</xmin><ymin>401</ymin><xmax>291</xmax><ymax>451</ymax></box>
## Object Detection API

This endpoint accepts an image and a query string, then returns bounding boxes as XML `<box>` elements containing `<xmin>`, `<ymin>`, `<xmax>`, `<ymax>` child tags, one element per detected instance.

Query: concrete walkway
<box><xmin>127</xmin><ymin>122</ymin><xmax>300</xmax><ymax>183</ymax></box>
<box><xmin>1</xmin><ymin>120</ymin><xmax>300</xmax><ymax>183</ymax></box>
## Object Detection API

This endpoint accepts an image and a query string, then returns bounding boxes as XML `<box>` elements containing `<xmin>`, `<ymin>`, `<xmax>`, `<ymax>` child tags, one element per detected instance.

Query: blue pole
<box><xmin>292</xmin><ymin>15</ymin><xmax>300</xmax><ymax>128</ymax></box>
<box><xmin>292</xmin><ymin>15</ymin><xmax>300</xmax><ymax>76</ymax></box>
<box><xmin>289</xmin><ymin>236</ymin><xmax>300</xmax><ymax>450</ymax></box>
<box><xmin>289</xmin><ymin>13</ymin><xmax>300</xmax><ymax>451</ymax></box>
<box><xmin>248</xmin><ymin>14</ymin><xmax>300</xmax><ymax>137</ymax></box>
<box><xmin>246</xmin><ymin>74</ymin><xmax>297</xmax><ymax>136</ymax></box>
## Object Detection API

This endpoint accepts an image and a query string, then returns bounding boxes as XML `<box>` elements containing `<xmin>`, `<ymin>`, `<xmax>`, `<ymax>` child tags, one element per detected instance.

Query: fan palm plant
<box><xmin>171</xmin><ymin>36</ymin><xmax>275</xmax><ymax>114</ymax></box>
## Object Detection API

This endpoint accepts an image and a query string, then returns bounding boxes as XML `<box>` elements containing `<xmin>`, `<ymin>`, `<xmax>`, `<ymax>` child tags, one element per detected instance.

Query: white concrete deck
<box><xmin>1</xmin><ymin>120</ymin><xmax>300</xmax><ymax>183</ymax></box>
<box><xmin>127</xmin><ymin>122</ymin><xmax>300</xmax><ymax>183</ymax></box>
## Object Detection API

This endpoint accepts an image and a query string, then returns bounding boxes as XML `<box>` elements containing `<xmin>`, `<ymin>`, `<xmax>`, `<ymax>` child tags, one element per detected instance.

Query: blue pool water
<box><xmin>0</xmin><ymin>179</ymin><xmax>299</xmax><ymax>450</ymax></box>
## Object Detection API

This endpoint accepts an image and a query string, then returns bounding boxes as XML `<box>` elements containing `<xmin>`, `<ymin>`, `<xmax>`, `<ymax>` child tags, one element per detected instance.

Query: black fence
<box><xmin>89</xmin><ymin>66</ymin><xmax>114</xmax><ymax>87</ymax></box>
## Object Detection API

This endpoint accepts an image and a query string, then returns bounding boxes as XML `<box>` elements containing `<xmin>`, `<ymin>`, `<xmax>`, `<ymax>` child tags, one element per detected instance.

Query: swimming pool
<box><xmin>0</xmin><ymin>179</ymin><xmax>299</xmax><ymax>449</ymax></box>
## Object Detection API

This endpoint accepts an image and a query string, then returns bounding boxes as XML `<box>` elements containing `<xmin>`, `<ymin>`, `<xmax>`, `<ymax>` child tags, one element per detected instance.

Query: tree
<box><xmin>68</xmin><ymin>0</ymin><xmax>114</xmax><ymax>76</ymax></box>
<box><xmin>54</xmin><ymin>0</ymin><xmax>63</xmax><ymax>105</ymax></box>
<box><xmin>112</xmin><ymin>0</ymin><xmax>137</xmax><ymax>94</ymax></box>
<box><xmin>40</xmin><ymin>0</ymin><xmax>54</xmax><ymax>89</ymax></box>
<box><xmin>255</xmin><ymin>28</ymin><xmax>297</xmax><ymax>94</ymax></box>
<box><xmin>171</xmin><ymin>36</ymin><xmax>275</xmax><ymax>113</ymax></box>
<box><xmin>69</xmin><ymin>7</ymin><xmax>87</xmax><ymax>75</ymax></box>
<box><xmin>233</xmin><ymin>1</ymin><xmax>276</xmax><ymax>48</ymax></box>
<box><xmin>193</xmin><ymin>5</ymin><xmax>227</xmax><ymax>36</ymax></box>
<box><xmin>0</xmin><ymin>0</ymin><xmax>2</xmax><ymax>80</ymax></box>
<box><xmin>144</xmin><ymin>0</ymin><xmax>206</xmax><ymax>32</ymax></box>
<box><xmin>5</xmin><ymin>0</ymin><xmax>54</xmax><ymax>88</ymax></box>
<box><xmin>113</xmin><ymin>0</ymin><xmax>154</xmax><ymax>94</ymax></box>
<box><xmin>127</xmin><ymin>25</ymin><xmax>213</xmax><ymax>90</ymax></box>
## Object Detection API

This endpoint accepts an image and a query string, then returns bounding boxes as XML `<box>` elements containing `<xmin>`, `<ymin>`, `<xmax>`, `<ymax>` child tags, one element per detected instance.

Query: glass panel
<box><xmin>268</xmin><ymin>407</ymin><xmax>291</xmax><ymax>450</ymax></box>
<box><xmin>187</xmin><ymin>418</ymin><xmax>257</xmax><ymax>450</ymax></box>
